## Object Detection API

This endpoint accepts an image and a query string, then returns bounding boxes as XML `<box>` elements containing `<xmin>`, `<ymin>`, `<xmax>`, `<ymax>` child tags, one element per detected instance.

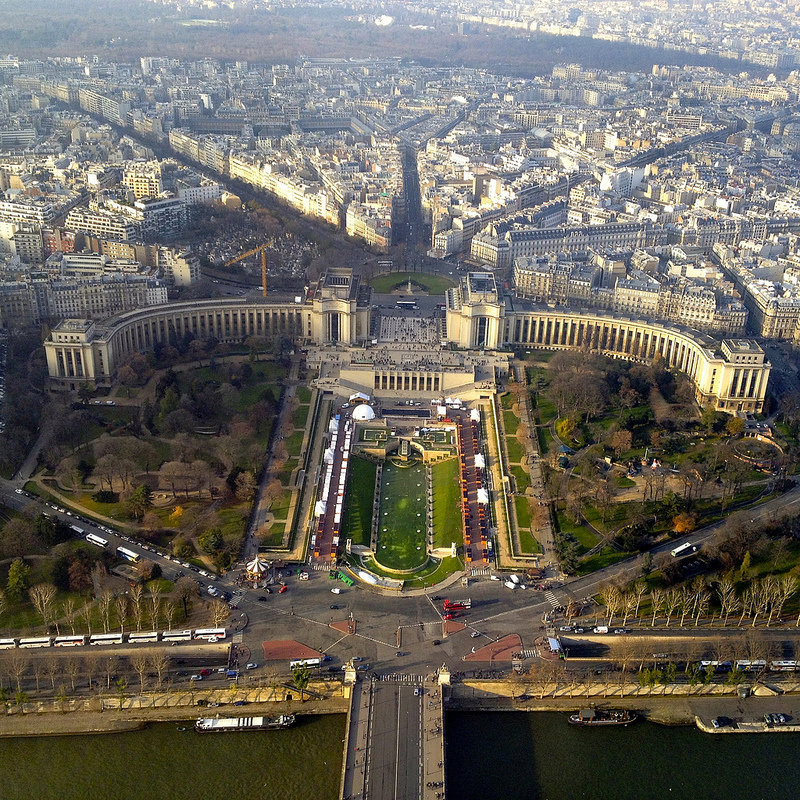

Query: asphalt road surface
<box><xmin>367</xmin><ymin>683</ymin><xmax>423</xmax><ymax>800</ymax></box>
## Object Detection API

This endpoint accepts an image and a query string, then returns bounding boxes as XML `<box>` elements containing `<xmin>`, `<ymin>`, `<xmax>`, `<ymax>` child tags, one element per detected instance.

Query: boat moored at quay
<box><xmin>568</xmin><ymin>708</ymin><xmax>638</xmax><ymax>726</ymax></box>
<box><xmin>195</xmin><ymin>714</ymin><xmax>296</xmax><ymax>732</ymax></box>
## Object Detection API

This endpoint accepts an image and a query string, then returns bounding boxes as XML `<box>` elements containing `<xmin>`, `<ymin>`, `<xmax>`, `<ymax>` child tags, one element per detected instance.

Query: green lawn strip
<box><xmin>612</xmin><ymin>474</ymin><xmax>636</xmax><ymax>488</ymax></box>
<box><xmin>375</xmin><ymin>460</ymin><xmax>428</xmax><ymax>570</ymax></box>
<box><xmin>146</xmin><ymin>578</ymin><xmax>174</xmax><ymax>593</ymax></box>
<box><xmin>77</xmin><ymin>493</ymin><xmax>127</xmax><ymax>522</ymax></box>
<box><xmin>503</xmin><ymin>410</ymin><xmax>520</xmax><ymax>436</ymax></box>
<box><xmin>514</xmin><ymin>495</ymin><xmax>532</xmax><ymax>529</ymax></box>
<box><xmin>218</xmin><ymin>507</ymin><xmax>248</xmax><ymax>537</ymax></box>
<box><xmin>269</xmin><ymin>490</ymin><xmax>292</xmax><ymax>521</ymax></box>
<box><xmin>505</xmin><ymin>437</ymin><xmax>525</xmax><ymax>463</ymax></box>
<box><xmin>369</xmin><ymin>272</ymin><xmax>455</xmax><ymax>295</ymax></box>
<box><xmin>358</xmin><ymin>554</ymin><xmax>462</xmax><ymax>588</ymax></box>
<box><xmin>534</xmin><ymin>395</ymin><xmax>557</xmax><ymax>424</ymax></box>
<box><xmin>293</xmin><ymin>404</ymin><xmax>310</xmax><ymax>428</ymax></box>
<box><xmin>538</xmin><ymin>426</ymin><xmax>554</xmax><ymax>455</ymax></box>
<box><xmin>511</xmin><ymin>465</ymin><xmax>530</xmax><ymax>493</ymax></box>
<box><xmin>577</xmin><ymin>547</ymin><xmax>632</xmax><ymax>575</ymax></box>
<box><xmin>556</xmin><ymin>510</ymin><xmax>600</xmax><ymax>554</ymax></box>
<box><xmin>297</xmin><ymin>386</ymin><xmax>312</xmax><ymax>404</ymax></box>
<box><xmin>500</xmin><ymin>393</ymin><xmax>514</xmax><ymax>410</ymax></box>
<box><xmin>519</xmin><ymin>528</ymin><xmax>542</xmax><ymax>555</ymax></box>
<box><xmin>275</xmin><ymin>457</ymin><xmax>299</xmax><ymax>486</ymax></box>
<box><xmin>342</xmin><ymin>456</ymin><xmax>377</xmax><ymax>548</ymax></box>
<box><xmin>431</xmin><ymin>459</ymin><xmax>462</xmax><ymax>550</ymax></box>
<box><xmin>285</xmin><ymin>430</ymin><xmax>305</xmax><ymax>458</ymax></box>
<box><xmin>582</xmin><ymin>502</ymin><xmax>628</xmax><ymax>534</ymax></box>
<box><xmin>259</xmin><ymin>523</ymin><xmax>285</xmax><ymax>547</ymax></box>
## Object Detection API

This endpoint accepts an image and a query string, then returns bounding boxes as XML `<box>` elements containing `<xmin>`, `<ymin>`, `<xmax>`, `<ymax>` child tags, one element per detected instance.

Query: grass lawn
<box><xmin>505</xmin><ymin>437</ymin><xmax>525</xmax><ymax>463</ymax></box>
<box><xmin>297</xmin><ymin>386</ymin><xmax>312</xmax><ymax>404</ymax></box>
<box><xmin>503</xmin><ymin>410</ymin><xmax>520</xmax><ymax>436</ymax></box>
<box><xmin>514</xmin><ymin>495</ymin><xmax>532</xmax><ymax>529</ymax></box>
<box><xmin>557</xmin><ymin>510</ymin><xmax>601</xmax><ymax>554</ymax></box>
<box><xmin>519</xmin><ymin>529</ymin><xmax>542</xmax><ymax>555</ymax></box>
<box><xmin>534</xmin><ymin>395</ymin><xmax>557</xmax><ymax>424</ymax></box>
<box><xmin>293</xmin><ymin>404</ymin><xmax>310</xmax><ymax>428</ymax></box>
<box><xmin>511</xmin><ymin>465</ymin><xmax>530</xmax><ymax>493</ymax></box>
<box><xmin>342</xmin><ymin>456</ymin><xmax>377</xmax><ymax>548</ymax></box>
<box><xmin>269</xmin><ymin>491</ymin><xmax>291</xmax><ymax>521</ymax></box>
<box><xmin>218</xmin><ymin>507</ymin><xmax>248</xmax><ymax>537</ymax></box>
<box><xmin>577</xmin><ymin>547</ymin><xmax>632</xmax><ymax>575</ymax></box>
<box><xmin>285</xmin><ymin>430</ymin><xmax>305</xmax><ymax>458</ymax></box>
<box><xmin>275</xmin><ymin>457</ymin><xmax>299</xmax><ymax>486</ymax></box>
<box><xmin>359</xmin><ymin>554</ymin><xmax>462</xmax><ymax>589</ymax></box>
<box><xmin>260</xmin><ymin>523</ymin><xmax>285</xmax><ymax>547</ymax></box>
<box><xmin>500</xmin><ymin>393</ymin><xmax>514</xmax><ymax>410</ymax></box>
<box><xmin>369</xmin><ymin>271</ymin><xmax>455</xmax><ymax>295</ymax></box>
<box><xmin>538</xmin><ymin>426</ymin><xmax>554</xmax><ymax>455</ymax></box>
<box><xmin>77</xmin><ymin>493</ymin><xmax>127</xmax><ymax>522</ymax></box>
<box><xmin>375</xmin><ymin>460</ymin><xmax>428</xmax><ymax>570</ymax></box>
<box><xmin>432</xmin><ymin>459</ymin><xmax>462</xmax><ymax>550</ymax></box>
<box><xmin>612</xmin><ymin>474</ymin><xmax>636</xmax><ymax>488</ymax></box>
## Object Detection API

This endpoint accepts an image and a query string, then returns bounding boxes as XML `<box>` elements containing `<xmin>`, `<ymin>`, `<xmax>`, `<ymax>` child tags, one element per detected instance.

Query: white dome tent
<box><xmin>351</xmin><ymin>403</ymin><xmax>376</xmax><ymax>421</ymax></box>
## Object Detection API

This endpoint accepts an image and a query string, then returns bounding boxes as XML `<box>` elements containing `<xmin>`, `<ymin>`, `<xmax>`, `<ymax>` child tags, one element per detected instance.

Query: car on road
<box><xmin>414</xmin><ymin>687</ymin><xmax>421</xmax><ymax>696</ymax></box>
<box><xmin>613</xmin><ymin>628</ymin><xmax>627</xmax><ymax>635</ymax></box>
<box><xmin>574</xmin><ymin>627</ymin><xmax>585</xmax><ymax>633</ymax></box>
<box><xmin>470</xmin><ymin>631</ymin><xmax>481</xmax><ymax>638</ymax></box>
<box><xmin>246</xmin><ymin>663</ymin><xmax>258</xmax><ymax>670</ymax></box>
<box><xmin>330</xmin><ymin>604</ymin><xmax>339</xmax><ymax>609</ymax></box>
<box><xmin>257</xmin><ymin>596</ymin><xmax>267</xmax><ymax>602</ymax></box>
<box><xmin>395</xmin><ymin>651</ymin><xmax>405</xmax><ymax>657</ymax></box>
<box><xmin>199</xmin><ymin>669</ymin><xmax>212</xmax><ymax>676</ymax></box>
<box><xmin>712</xmin><ymin>718</ymin><xmax>720</xmax><ymax>729</ymax></box>
<box><xmin>432</xmin><ymin>640</ymin><xmax>441</xmax><ymax>646</ymax></box>
<box><xmin>331</xmin><ymin>587</ymin><xmax>341</xmax><ymax>594</ymax></box>
<box><xmin>559</xmin><ymin>626</ymin><xmax>573</xmax><ymax>632</ymax></box>
<box><xmin>352</xmin><ymin>656</ymin><xmax>363</xmax><ymax>662</ymax></box>
<box><xmin>279</xmin><ymin>585</ymin><xmax>288</xmax><ymax>594</ymax></box>
<box><xmin>233</xmin><ymin>700</ymin><xmax>249</xmax><ymax>706</ymax></box>
<box><xmin>190</xmin><ymin>675</ymin><xmax>202</xmax><ymax>681</ymax></box>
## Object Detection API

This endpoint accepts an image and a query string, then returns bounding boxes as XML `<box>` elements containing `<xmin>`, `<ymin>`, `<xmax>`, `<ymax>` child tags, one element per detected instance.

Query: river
<box><xmin>4</xmin><ymin>710</ymin><xmax>799</xmax><ymax>800</ymax></box>
<box><xmin>446</xmin><ymin>710</ymin><xmax>800</xmax><ymax>800</ymax></box>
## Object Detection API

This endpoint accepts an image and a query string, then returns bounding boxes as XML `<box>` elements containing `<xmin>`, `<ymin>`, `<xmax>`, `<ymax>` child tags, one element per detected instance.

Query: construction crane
<box><xmin>224</xmin><ymin>244</ymin><xmax>269</xmax><ymax>297</ymax></box>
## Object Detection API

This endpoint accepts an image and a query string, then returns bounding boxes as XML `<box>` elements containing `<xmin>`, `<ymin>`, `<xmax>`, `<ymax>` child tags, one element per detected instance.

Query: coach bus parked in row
<box><xmin>0</xmin><ymin>629</ymin><xmax>228</xmax><ymax>650</ymax></box>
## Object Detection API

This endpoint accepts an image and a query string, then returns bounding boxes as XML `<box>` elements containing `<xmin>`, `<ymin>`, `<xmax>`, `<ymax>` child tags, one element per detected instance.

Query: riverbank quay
<box><xmin>0</xmin><ymin>682</ymin><xmax>348</xmax><ymax>738</ymax></box>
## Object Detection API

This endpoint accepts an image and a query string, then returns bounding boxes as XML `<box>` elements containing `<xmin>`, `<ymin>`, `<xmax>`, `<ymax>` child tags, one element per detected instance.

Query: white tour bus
<box><xmin>54</xmin><ymin>635</ymin><xmax>87</xmax><ymax>647</ymax></box>
<box><xmin>162</xmin><ymin>630</ymin><xmax>193</xmax><ymax>642</ymax></box>
<box><xmin>193</xmin><ymin>628</ymin><xmax>227</xmax><ymax>642</ymax></box>
<box><xmin>86</xmin><ymin>533</ymin><xmax>109</xmax><ymax>549</ymax></box>
<box><xmin>89</xmin><ymin>633</ymin><xmax>124</xmax><ymax>645</ymax></box>
<box><xmin>289</xmin><ymin>658</ymin><xmax>321</xmax><ymax>669</ymax></box>
<box><xmin>18</xmin><ymin>637</ymin><xmax>52</xmax><ymax>648</ymax></box>
<box><xmin>116</xmin><ymin>546</ymin><xmax>141</xmax><ymax>563</ymax></box>
<box><xmin>0</xmin><ymin>638</ymin><xmax>17</xmax><ymax>649</ymax></box>
<box><xmin>128</xmin><ymin>631</ymin><xmax>159</xmax><ymax>643</ymax></box>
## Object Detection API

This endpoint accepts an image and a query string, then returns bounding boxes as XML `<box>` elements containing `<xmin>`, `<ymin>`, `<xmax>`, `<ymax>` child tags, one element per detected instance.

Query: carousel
<box><xmin>245</xmin><ymin>555</ymin><xmax>270</xmax><ymax>584</ymax></box>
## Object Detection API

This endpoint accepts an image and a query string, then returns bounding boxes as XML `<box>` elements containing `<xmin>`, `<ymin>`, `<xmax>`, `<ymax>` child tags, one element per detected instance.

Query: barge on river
<box><xmin>195</xmin><ymin>714</ymin><xmax>296</xmax><ymax>732</ymax></box>
<box><xmin>568</xmin><ymin>709</ymin><xmax>637</xmax><ymax>726</ymax></box>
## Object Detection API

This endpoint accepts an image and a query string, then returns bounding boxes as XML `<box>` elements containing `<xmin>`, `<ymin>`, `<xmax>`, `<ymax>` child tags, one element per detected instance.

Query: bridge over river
<box><xmin>340</xmin><ymin>669</ymin><xmax>447</xmax><ymax>800</ymax></box>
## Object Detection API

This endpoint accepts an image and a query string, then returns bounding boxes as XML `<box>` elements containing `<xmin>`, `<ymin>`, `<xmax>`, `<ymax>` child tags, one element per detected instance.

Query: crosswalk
<box><xmin>544</xmin><ymin>590</ymin><xmax>559</xmax><ymax>608</ymax></box>
<box><xmin>377</xmin><ymin>673</ymin><xmax>430</xmax><ymax>683</ymax></box>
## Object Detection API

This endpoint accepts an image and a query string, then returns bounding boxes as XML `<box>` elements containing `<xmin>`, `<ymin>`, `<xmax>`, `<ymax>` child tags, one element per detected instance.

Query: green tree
<box><xmin>198</xmin><ymin>528</ymin><xmax>224</xmax><ymax>554</ymax></box>
<box><xmin>726</xmin><ymin>417</ymin><xmax>745</xmax><ymax>436</ymax></box>
<box><xmin>6</xmin><ymin>558</ymin><xmax>30</xmax><ymax>602</ymax></box>
<box><xmin>125</xmin><ymin>484</ymin><xmax>153</xmax><ymax>521</ymax></box>
<box><xmin>291</xmin><ymin>665</ymin><xmax>311</xmax><ymax>703</ymax></box>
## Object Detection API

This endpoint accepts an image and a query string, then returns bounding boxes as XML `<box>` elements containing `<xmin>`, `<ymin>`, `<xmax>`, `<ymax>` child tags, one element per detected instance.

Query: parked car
<box><xmin>246</xmin><ymin>663</ymin><xmax>258</xmax><ymax>670</ymax></box>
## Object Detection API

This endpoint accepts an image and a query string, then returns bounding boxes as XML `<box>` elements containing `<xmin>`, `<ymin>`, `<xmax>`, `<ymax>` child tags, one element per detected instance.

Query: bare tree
<box><xmin>98</xmin><ymin>590</ymin><xmax>113</xmax><ymax>634</ymax></box>
<box><xmin>716</xmin><ymin>577</ymin><xmax>738</xmax><ymax>627</ymax></box>
<box><xmin>694</xmin><ymin>588</ymin><xmax>711</xmax><ymax>627</ymax></box>
<box><xmin>79</xmin><ymin>601</ymin><xmax>94</xmax><ymax>635</ymax></box>
<box><xmin>621</xmin><ymin>591</ymin><xmax>637</xmax><ymax>627</ymax></box>
<box><xmin>149</xmin><ymin>595</ymin><xmax>163</xmax><ymax>630</ymax></box>
<box><xmin>29</xmin><ymin>583</ymin><xmax>58</xmax><ymax>634</ymax></box>
<box><xmin>664</xmin><ymin>589</ymin><xmax>681</xmax><ymax>628</ymax></box>
<box><xmin>31</xmin><ymin>658</ymin><xmax>44</xmax><ymax>693</ymax></box>
<box><xmin>164</xmin><ymin>602</ymin><xmax>177</xmax><ymax>631</ymax></box>
<box><xmin>9</xmin><ymin>652</ymin><xmax>29</xmax><ymax>692</ymax></box>
<box><xmin>211</xmin><ymin>599</ymin><xmax>229</xmax><ymax>628</ymax></box>
<box><xmin>148</xmin><ymin>651</ymin><xmax>170</xmax><ymax>689</ymax></box>
<box><xmin>103</xmin><ymin>655</ymin><xmax>119</xmax><ymax>690</ymax></box>
<box><xmin>64</xmin><ymin>656</ymin><xmax>81</xmax><ymax>691</ymax></box>
<box><xmin>114</xmin><ymin>595</ymin><xmax>128</xmax><ymax>633</ymax></box>
<box><xmin>44</xmin><ymin>654</ymin><xmax>60</xmax><ymax>691</ymax></box>
<box><xmin>85</xmin><ymin>653</ymin><xmax>102</xmax><ymax>691</ymax></box>
<box><xmin>633</xmin><ymin>582</ymin><xmax>647</xmax><ymax>621</ymax></box>
<box><xmin>130</xmin><ymin>585</ymin><xmax>145</xmax><ymax>632</ymax></box>
<box><xmin>64</xmin><ymin>597</ymin><xmax>77</xmax><ymax>635</ymax></box>
<box><xmin>131</xmin><ymin>652</ymin><xmax>149</xmax><ymax>694</ymax></box>
<box><xmin>650</xmin><ymin>589</ymin><xmax>664</xmax><ymax>627</ymax></box>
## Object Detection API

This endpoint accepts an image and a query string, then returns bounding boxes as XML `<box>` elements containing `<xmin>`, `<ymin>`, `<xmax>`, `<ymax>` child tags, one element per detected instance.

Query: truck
<box><xmin>443</xmin><ymin>598</ymin><xmax>472</xmax><ymax>610</ymax></box>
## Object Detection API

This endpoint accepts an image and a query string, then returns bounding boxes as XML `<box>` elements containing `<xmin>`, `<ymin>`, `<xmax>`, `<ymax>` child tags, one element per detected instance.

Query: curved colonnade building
<box><xmin>45</xmin><ymin>269</ymin><xmax>770</xmax><ymax>414</ymax></box>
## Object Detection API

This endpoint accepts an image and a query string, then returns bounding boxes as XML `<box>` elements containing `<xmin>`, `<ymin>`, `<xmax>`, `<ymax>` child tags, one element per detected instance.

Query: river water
<box><xmin>446</xmin><ymin>711</ymin><xmax>800</xmax><ymax>800</ymax></box>
<box><xmin>4</xmin><ymin>710</ymin><xmax>799</xmax><ymax>800</ymax></box>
